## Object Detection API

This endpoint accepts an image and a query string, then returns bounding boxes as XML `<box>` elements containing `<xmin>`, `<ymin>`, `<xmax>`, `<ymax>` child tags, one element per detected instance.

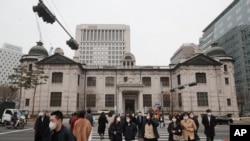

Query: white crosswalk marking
<box><xmin>89</xmin><ymin>125</ymin><xmax>210</xmax><ymax>141</ymax></box>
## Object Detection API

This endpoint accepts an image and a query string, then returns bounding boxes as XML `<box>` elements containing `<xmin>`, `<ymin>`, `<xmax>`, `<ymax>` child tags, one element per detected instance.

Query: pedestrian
<box><xmin>202</xmin><ymin>109</ymin><xmax>217</xmax><ymax>141</ymax></box>
<box><xmin>123</xmin><ymin>114</ymin><xmax>137</xmax><ymax>141</ymax></box>
<box><xmin>167</xmin><ymin>114</ymin><xmax>182</xmax><ymax>141</ymax></box>
<box><xmin>159</xmin><ymin>114</ymin><xmax>164</xmax><ymax>128</ymax></box>
<box><xmin>180</xmin><ymin>112</ymin><xmax>197</xmax><ymax>141</ymax></box>
<box><xmin>98</xmin><ymin>112</ymin><xmax>108</xmax><ymax>140</ymax></box>
<box><xmin>73</xmin><ymin>109</ymin><xmax>92</xmax><ymax>141</ymax></box>
<box><xmin>47</xmin><ymin>110</ymin><xmax>75</xmax><ymax>141</ymax></box>
<box><xmin>34</xmin><ymin>109</ymin><xmax>50</xmax><ymax>141</ymax></box>
<box><xmin>107</xmin><ymin>111</ymin><xmax>115</xmax><ymax>139</ymax></box>
<box><xmin>131</xmin><ymin>113</ymin><xmax>137</xmax><ymax>124</ymax></box>
<box><xmin>109</xmin><ymin>114</ymin><xmax>123</xmax><ymax>141</ymax></box>
<box><xmin>69</xmin><ymin>111</ymin><xmax>79</xmax><ymax>131</ymax></box>
<box><xmin>141</xmin><ymin>112</ymin><xmax>160</xmax><ymax>141</ymax></box>
<box><xmin>189</xmin><ymin>112</ymin><xmax>200</xmax><ymax>141</ymax></box>
<box><xmin>136</xmin><ymin>111</ymin><xmax>144</xmax><ymax>138</ymax></box>
<box><xmin>86</xmin><ymin>108</ymin><xmax>94</xmax><ymax>127</ymax></box>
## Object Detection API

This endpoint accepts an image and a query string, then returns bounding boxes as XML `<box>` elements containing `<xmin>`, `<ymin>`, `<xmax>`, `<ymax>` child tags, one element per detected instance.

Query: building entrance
<box><xmin>125</xmin><ymin>99</ymin><xmax>135</xmax><ymax>113</ymax></box>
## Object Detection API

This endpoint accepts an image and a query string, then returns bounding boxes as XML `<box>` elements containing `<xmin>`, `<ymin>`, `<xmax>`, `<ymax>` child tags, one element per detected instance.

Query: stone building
<box><xmin>19</xmin><ymin>43</ymin><xmax>239</xmax><ymax>116</ymax></box>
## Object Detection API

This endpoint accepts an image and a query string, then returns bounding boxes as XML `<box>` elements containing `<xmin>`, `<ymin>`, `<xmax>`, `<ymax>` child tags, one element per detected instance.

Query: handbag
<box><xmin>173</xmin><ymin>134</ymin><xmax>182</xmax><ymax>141</ymax></box>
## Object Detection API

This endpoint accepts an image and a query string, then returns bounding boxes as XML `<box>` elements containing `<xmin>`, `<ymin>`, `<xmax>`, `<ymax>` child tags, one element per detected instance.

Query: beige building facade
<box><xmin>19</xmin><ymin>43</ymin><xmax>239</xmax><ymax>117</ymax></box>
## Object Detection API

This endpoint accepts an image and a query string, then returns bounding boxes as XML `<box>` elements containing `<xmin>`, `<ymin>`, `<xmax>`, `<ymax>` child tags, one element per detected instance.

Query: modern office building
<box><xmin>0</xmin><ymin>43</ymin><xmax>23</xmax><ymax>85</ymax></box>
<box><xmin>170</xmin><ymin>43</ymin><xmax>202</xmax><ymax>64</ymax></box>
<box><xmin>19</xmin><ymin>43</ymin><xmax>238</xmax><ymax>117</ymax></box>
<box><xmin>74</xmin><ymin>24</ymin><xmax>130</xmax><ymax>67</ymax></box>
<box><xmin>199</xmin><ymin>0</ymin><xmax>250</xmax><ymax>114</ymax></box>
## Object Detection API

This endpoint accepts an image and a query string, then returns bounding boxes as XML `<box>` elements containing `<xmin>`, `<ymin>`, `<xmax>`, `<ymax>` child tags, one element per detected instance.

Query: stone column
<box><xmin>118</xmin><ymin>90</ymin><xmax>123</xmax><ymax>114</ymax></box>
<box><xmin>139</xmin><ymin>91</ymin><xmax>143</xmax><ymax>114</ymax></box>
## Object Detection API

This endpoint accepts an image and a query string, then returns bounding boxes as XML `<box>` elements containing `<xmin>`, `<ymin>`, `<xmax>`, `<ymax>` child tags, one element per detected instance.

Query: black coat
<box><xmin>123</xmin><ymin>122</ymin><xmax>137</xmax><ymax>140</ymax></box>
<box><xmin>201</xmin><ymin>115</ymin><xmax>217</xmax><ymax>136</ymax></box>
<box><xmin>136</xmin><ymin>115</ymin><xmax>144</xmax><ymax>128</ymax></box>
<box><xmin>98</xmin><ymin>116</ymin><xmax>108</xmax><ymax>134</ymax></box>
<box><xmin>109</xmin><ymin>122</ymin><xmax>123</xmax><ymax>141</ymax></box>
<box><xmin>34</xmin><ymin>115</ymin><xmax>50</xmax><ymax>141</ymax></box>
<box><xmin>167</xmin><ymin>121</ymin><xmax>182</xmax><ymax>141</ymax></box>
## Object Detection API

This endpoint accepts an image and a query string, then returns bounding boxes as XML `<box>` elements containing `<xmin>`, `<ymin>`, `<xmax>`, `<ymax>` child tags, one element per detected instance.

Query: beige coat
<box><xmin>73</xmin><ymin>118</ymin><xmax>92</xmax><ymax>141</ymax></box>
<box><xmin>180</xmin><ymin>119</ymin><xmax>197</xmax><ymax>141</ymax></box>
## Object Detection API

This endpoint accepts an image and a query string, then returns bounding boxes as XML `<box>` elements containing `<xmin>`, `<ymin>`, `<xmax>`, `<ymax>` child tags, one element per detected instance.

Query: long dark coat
<box><xmin>201</xmin><ymin>115</ymin><xmax>217</xmax><ymax>136</ymax></box>
<box><xmin>167</xmin><ymin>121</ymin><xmax>182</xmax><ymax>141</ymax></box>
<box><xmin>98</xmin><ymin>115</ymin><xmax>108</xmax><ymax>134</ymax></box>
<box><xmin>34</xmin><ymin>115</ymin><xmax>50</xmax><ymax>141</ymax></box>
<box><xmin>109</xmin><ymin>122</ymin><xmax>123</xmax><ymax>141</ymax></box>
<box><xmin>123</xmin><ymin>122</ymin><xmax>137</xmax><ymax>140</ymax></box>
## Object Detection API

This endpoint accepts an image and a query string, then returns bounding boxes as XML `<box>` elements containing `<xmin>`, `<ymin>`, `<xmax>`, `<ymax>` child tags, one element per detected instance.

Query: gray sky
<box><xmin>0</xmin><ymin>0</ymin><xmax>233</xmax><ymax>65</ymax></box>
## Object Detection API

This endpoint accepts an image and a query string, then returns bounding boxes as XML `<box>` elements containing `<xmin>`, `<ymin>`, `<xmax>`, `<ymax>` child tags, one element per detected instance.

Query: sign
<box><xmin>154</xmin><ymin>103</ymin><xmax>161</xmax><ymax>108</ymax></box>
<box><xmin>230</xmin><ymin>124</ymin><xmax>250</xmax><ymax>140</ymax></box>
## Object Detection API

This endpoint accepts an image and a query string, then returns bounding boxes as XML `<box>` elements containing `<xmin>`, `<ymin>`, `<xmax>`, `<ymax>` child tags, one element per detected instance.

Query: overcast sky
<box><xmin>0</xmin><ymin>0</ymin><xmax>233</xmax><ymax>66</ymax></box>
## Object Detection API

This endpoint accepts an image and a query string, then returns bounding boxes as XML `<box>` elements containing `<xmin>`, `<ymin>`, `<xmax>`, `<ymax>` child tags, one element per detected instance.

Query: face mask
<box><xmin>207</xmin><ymin>113</ymin><xmax>211</xmax><ymax>116</ymax></box>
<box><xmin>117</xmin><ymin>117</ymin><xmax>121</xmax><ymax>122</ymax></box>
<box><xmin>49</xmin><ymin>122</ymin><xmax>57</xmax><ymax>130</ymax></box>
<box><xmin>146</xmin><ymin>116</ymin><xmax>150</xmax><ymax>119</ymax></box>
<box><xmin>38</xmin><ymin>112</ymin><xmax>43</xmax><ymax>116</ymax></box>
<box><xmin>172</xmin><ymin>119</ymin><xmax>176</xmax><ymax>122</ymax></box>
<box><xmin>183</xmin><ymin>116</ymin><xmax>188</xmax><ymax>120</ymax></box>
<box><xmin>126</xmin><ymin>119</ymin><xmax>130</xmax><ymax>123</ymax></box>
<box><xmin>190</xmin><ymin>115</ymin><xmax>194</xmax><ymax>118</ymax></box>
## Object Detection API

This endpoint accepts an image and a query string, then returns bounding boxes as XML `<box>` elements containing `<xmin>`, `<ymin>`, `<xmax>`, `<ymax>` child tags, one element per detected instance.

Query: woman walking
<box><xmin>109</xmin><ymin>114</ymin><xmax>123</xmax><ymax>141</ymax></box>
<box><xmin>141</xmin><ymin>112</ymin><xmax>159</xmax><ymax>141</ymax></box>
<box><xmin>98</xmin><ymin>112</ymin><xmax>108</xmax><ymax>140</ymax></box>
<box><xmin>180</xmin><ymin>112</ymin><xmax>197</xmax><ymax>141</ymax></box>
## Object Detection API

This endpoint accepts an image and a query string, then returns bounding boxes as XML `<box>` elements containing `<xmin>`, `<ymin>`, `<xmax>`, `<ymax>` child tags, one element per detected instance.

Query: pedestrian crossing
<box><xmin>89</xmin><ymin>126</ymin><xmax>212</xmax><ymax>141</ymax></box>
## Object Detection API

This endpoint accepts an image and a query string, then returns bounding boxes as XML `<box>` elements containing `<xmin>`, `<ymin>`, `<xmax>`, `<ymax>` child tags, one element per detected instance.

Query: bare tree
<box><xmin>0</xmin><ymin>85</ymin><xmax>18</xmax><ymax>102</ymax></box>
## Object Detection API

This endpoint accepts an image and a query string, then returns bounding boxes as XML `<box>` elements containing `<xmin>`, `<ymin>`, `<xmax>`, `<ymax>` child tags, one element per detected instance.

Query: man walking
<box><xmin>202</xmin><ymin>109</ymin><xmax>217</xmax><ymax>141</ymax></box>
<box><xmin>34</xmin><ymin>109</ymin><xmax>50</xmax><ymax>141</ymax></box>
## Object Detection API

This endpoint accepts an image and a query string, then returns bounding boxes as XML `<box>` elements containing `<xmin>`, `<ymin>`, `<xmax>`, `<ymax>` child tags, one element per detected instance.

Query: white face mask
<box><xmin>190</xmin><ymin>115</ymin><xmax>194</xmax><ymax>118</ymax></box>
<box><xmin>49</xmin><ymin>122</ymin><xmax>57</xmax><ymax>130</ymax></box>
<box><xmin>146</xmin><ymin>116</ymin><xmax>150</xmax><ymax>119</ymax></box>
<box><xmin>126</xmin><ymin>119</ymin><xmax>130</xmax><ymax>123</ymax></box>
<box><xmin>38</xmin><ymin>112</ymin><xmax>43</xmax><ymax>116</ymax></box>
<box><xmin>172</xmin><ymin>119</ymin><xmax>176</xmax><ymax>122</ymax></box>
<box><xmin>207</xmin><ymin>113</ymin><xmax>211</xmax><ymax>116</ymax></box>
<box><xmin>183</xmin><ymin>116</ymin><xmax>188</xmax><ymax>120</ymax></box>
<box><xmin>117</xmin><ymin>117</ymin><xmax>121</xmax><ymax>122</ymax></box>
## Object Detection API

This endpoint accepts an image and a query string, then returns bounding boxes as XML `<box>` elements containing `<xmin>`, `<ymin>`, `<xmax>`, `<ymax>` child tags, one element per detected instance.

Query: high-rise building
<box><xmin>199</xmin><ymin>0</ymin><xmax>250</xmax><ymax>114</ymax></box>
<box><xmin>74</xmin><ymin>24</ymin><xmax>130</xmax><ymax>66</ymax></box>
<box><xmin>0</xmin><ymin>43</ymin><xmax>23</xmax><ymax>85</ymax></box>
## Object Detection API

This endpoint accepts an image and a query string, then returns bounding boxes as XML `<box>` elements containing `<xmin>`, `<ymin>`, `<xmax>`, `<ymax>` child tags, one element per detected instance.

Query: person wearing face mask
<box><xmin>189</xmin><ymin>112</ymin><xmax>200</xmax><ymax>141</ymax></box>
<box><xmin>47</xmin><ymin>110</ymin><xmax>75</xmax><ymax>141</ymax></box>
<box><xmin>136</xmin><ymin>111</ymin><xmax>144</xmax><ymax>138</ymax></box>
<box><xmin>141</xmin><ymin>112</ymin><xmax>159</xmax><ymax>141</ymax></box>
<box><xmin>167</xmin><ymin>115</ymin><xmax>182</xmax><ymax>141</ymax></box>
<box><xmin>123</xmin><ymin>114</ymin><xmax>137</xmax><ymax>141</ymax></box>
<box><xmin>180</xmin><ymin>112</ymin><xmax>197</xmax><ymax>141</ymax></box>
<box><xmin>109</xmin><ymin>114</ymin><xmax>123</xmax><ymax>141</ymax></box>
<box><xmin>34</xmin><ymin>109</ymin><xmax>50</xmax><ymax>141</ymax></box>
<box><xmin>202</xmin><ymin>109</ymin><xmax>217</xmax><ymax>141</ymax></box>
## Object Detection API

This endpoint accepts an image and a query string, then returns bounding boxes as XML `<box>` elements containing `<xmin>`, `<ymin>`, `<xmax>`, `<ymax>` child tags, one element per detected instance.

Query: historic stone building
<box><xmin>19</xmin><ymin>42</ymin><xmax>239</xmax><ymax>117</ymax></box>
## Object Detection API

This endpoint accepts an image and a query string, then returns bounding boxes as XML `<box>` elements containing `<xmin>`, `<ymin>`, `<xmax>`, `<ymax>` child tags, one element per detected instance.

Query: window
<box><xmin>196</xmin><ymin>73</ymin><xmax>206</xmax><ymax>83</ymax></box>
<box><xmin>86</xmin><ymin>94</ymin><xmax>96</xmax><ymax>107</ymax></box>
<box><xmin>178</xmin><ymin>93</ymin><xmax>182</xmax><ymax>107</ymax></box>
<box><xmin>142</xmin><ymin>77</ymin><xmax>151</xmax><ymax>86</ymax></box>
<box><xmin>50</xmin><ymin>92</ymin><xmax>62</xmax><ymax>107</ymax></box>
<box><xmin>28</xmin><ymin>64</ymin><xmax>32</xmax><ymax>71</ymax></box>
<box><xmin>77</xmin><ymin>93</ymin><xmax>79</xmax><ymax>107</ymax></box>
<box><xmin>52</xmin><ymin>72</ymin><xmax>63</xmax><ymax>83</ymax></box>
<box><xmin>25</xmin><ymin>99</ymin><xmax>30</xmax><ymax>106</ymax></box>
<box><xmin>177</xmin><ymin>75</ymin><xmax>181</xmax><ymax>85</ymax></box>
<box><xmin>160</xmin><ymin>77</ymin><xmax>169</xmax><ymax>87</ymax></box>
<box><xmin>105</xmin><ymin>94</ymin><xmax>114</xmax><ymax>107</ymax></box>
<box><xmin>78</xmin><ymin>75</ymin><xmax>80</xmax><ymax>86</ymax></box>
<box><xmin>163</xmin><ymin>94</ymin><xmax>170</xmax><ymax>107</ymax></box>
<box><xmin>87</xmin><ymin>77</ymin><xmax>96</xmax><ymax>86</ymax></box>
<box><xmin>197</xmin><ymin>92</ymin><xmax>208</xmax><ymax>106</ymax></box>
<box><xmin>227</xmin><ymin>98</ymin><xmax>231</xmax><ymax>106</ymax></box>
<box><xmin>225</xmin><ymin>78</ymin><xmax>229</xmax><ymax>85</ymax></box>
<box><xmin>105</xmin><ymin>77</ymin><xmax>115</xmax><ymax>86</ymax></box>
<box><xmin>143</xmin><ymin>94</ymin><xmax>152</xmax><ymax>107</ymax></box>
<box><xmin>224</xmin><ymin>65</ymin><xmax>228</xmax><ymax>72</ymax></box>
<box><xmin>124</xmin><ymin>77</ymin><xmax>128</xmax><ymax>82</ymax></box>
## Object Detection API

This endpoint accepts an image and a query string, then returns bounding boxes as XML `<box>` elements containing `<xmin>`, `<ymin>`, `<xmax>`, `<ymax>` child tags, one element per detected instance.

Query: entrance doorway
<box><xmin>125</xmin><ymin>99</ymin><xmax>135</xmax><ymax>113</ymax></box>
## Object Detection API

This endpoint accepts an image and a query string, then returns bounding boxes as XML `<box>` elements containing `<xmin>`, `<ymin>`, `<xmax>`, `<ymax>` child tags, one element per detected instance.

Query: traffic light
<box><xmin>33</xmin><ymin>1</ymin><xmax>56</xmax><ymax>24</ymax></box>
<box><xmin>66</xmin><ymin>38</ymin><xmax>79</xmax><ymax>50</ymax></box>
